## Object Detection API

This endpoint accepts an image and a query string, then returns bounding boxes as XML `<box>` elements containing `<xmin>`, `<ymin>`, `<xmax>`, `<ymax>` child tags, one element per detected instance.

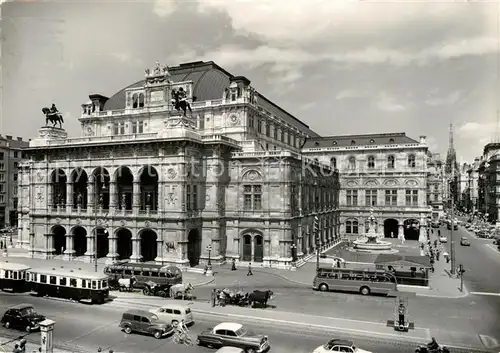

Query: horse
<box><xmin>42</xmin><ymin>108</ymin><xmax>64</xmax><ymax>128</ymax></box>
<box><xmin>117</xmin><ymin>276</ymin><xmax>136</xmax><ymax>292</ymax></box>
<box><xmin>248</xmin><ymin>290</ymin><xmax>273</xmax><ymax>308</ymax></box>
<box><xmin>170</xmin><ymin>92</ymin><xmax>192</xmax><ymax>117</ymax></box>
<box><xmin>170</xmin><ymin>283</ymin><xmax>194</xmax><ymax>299</ymax></box>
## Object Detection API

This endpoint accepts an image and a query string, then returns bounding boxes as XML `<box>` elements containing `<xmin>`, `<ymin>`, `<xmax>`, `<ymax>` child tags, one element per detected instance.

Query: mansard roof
<box><xmin>303</xmin><ymin>132</ymin><xmax>419</xmax><ymax>149</ymax></box>
<box><xmin>101</xmin><ymin>60</ymin><xmax>318</xmax><ymax>137</ymax></box>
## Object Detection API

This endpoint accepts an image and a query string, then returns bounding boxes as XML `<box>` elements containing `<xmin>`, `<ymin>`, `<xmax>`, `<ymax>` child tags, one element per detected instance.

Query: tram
<box><xmin>27</xmin><ymin>267</ymin><xmax>109</xmax><ymax>304</ymax></box>
<box><xmin>0</xmin><ymin>261</ymin><xmax>30</xmax><ymax>292</ymax></box>
<box><xmin>104</xmin><ymin>262</ymin><xmax>182</xmax><ymax>288</ymax></box>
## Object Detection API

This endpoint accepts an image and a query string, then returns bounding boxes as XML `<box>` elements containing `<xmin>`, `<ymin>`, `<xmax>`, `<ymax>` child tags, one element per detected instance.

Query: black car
<box><xmin>1</xmin><ymin>304</ymin><xmax>45</xmax><ymax>332</ymax></box>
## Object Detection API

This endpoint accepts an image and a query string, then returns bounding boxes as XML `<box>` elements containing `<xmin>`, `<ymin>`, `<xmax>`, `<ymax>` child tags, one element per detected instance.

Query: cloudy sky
<box><xmin>1</xmin><ymin>0</ymin><xmax>499</xmax><ymax>162</ymax></box>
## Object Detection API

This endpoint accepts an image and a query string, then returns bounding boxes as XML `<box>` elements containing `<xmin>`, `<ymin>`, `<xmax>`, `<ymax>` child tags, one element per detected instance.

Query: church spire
<box><xmin>445</xmin><ymin>122</ymin><xmax>457</xmax><ymax>175</ymax></box>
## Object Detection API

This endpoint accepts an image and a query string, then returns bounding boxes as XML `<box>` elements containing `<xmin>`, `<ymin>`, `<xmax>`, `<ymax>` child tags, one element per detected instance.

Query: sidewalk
<box><xmin>110</xmin><ymin>291</ymin><xmax>488</xmax><ymax>350</ymax></box>
<box><xmin>0</xmin><ymin>335</ymin><xmax>77</xmax><ymax>353</ymax></box>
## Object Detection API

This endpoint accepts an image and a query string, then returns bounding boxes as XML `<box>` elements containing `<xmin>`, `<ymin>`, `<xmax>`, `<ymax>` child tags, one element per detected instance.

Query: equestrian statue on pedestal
<box><xmin>171</xmin><ymin>87</ymin><xmax>192</xmax><ymax>117</ymax></box>
<box><xmin>42</xmin><ymin>103</ymin><xmax>64</xmax><ymax>128</ymax></box>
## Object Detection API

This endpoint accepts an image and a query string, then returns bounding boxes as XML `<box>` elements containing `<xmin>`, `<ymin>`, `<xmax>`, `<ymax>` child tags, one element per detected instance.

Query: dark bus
<box><xmin>27</xmin><ymin>267</ymin><xmax>109</xmax><ymax>304</ymax></box>
<box><xmin>0</xmin><ymin>262</ymin><xmax>30</xmax><ymax>292</ymax></box>
<box><xmin>104</xmin><ymin>262</ymin><xmax>182</xmax><ymax>288</ymax></box>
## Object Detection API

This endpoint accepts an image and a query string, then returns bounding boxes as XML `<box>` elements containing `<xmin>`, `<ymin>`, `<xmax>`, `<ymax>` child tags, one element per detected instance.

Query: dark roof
<box><xmin>303</xmin><ymin>132</ymin><xmax>419</xmax><ymax>149</ymax></box>
<box><xmin>10</xmin><ymin>304</ymin><xmax>34</xmax><ymax>310</ymax></box>
<box><xmin>101</xmin><ymin>61</ymin><xmax>318</xmax><ymax>136</ymax></box>
<box><xmin>374</xmin><ymin>254</ymin><xmax>430</xmax><ymax>268</ymax></box>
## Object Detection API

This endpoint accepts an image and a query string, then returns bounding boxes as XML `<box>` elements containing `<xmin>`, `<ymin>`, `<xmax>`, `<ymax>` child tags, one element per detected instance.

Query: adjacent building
<box><xmin>0</xmin><ymin>135</ymin><xmax>29</xmax><ymax>228</ymax></box>
<box><xmin>17</xmin><ymin>61</ymin><xmax>340</xmax><ymax>268</ymax></box>
<box><xmin>426</xmin><ymin>153</ymin><xmax>444</xmax><ymax>220</ymax></box>
<box><xmin>476</xmin><ymin>143</ymin><xmax>500</xmax><ymax>224</ymax></box>
<box><xmin>301</xmin><ymin>133</ymin><xmax>430</xmax><ymax>241</ymax></box>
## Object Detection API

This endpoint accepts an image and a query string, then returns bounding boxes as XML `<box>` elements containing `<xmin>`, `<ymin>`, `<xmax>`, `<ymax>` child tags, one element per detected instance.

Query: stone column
<box><xmin>156</xmin><ymin>238</ymin><xmax>164</xmax><ymax>261</ymax></box>
<box><xmin>64</xmin><ymin>234</ymin><xmax>74</xmax><ymax>260</ymax></box>
<box><xmin>106</xmin><ymin>230</ymin><xmax>118</xmax><ymax>264</ymax></box>
<box><xmin>133</xmin><ymin>181</ymin><xmax>140</xmax><ymax>213</ymax></box>
<box><xmin>158</xmin><ymin>181</ymin><xmax>164</xmax><ymax>214</ymax></box>
<box><xmin>85</xmin><ymin>232</ymin><xmax>95</xmax><ymax>261</ymax></box>
<box><xmin>129</xmin><ymin>232</ymin><xmax>142</xmax><ymax>263</ymax></box>
<box><xmin>88</xmin><ymin>175</ymin><xmax>95</xmax><ymax>213</ymax></box>
<box><xmin>66</xmin><ymin>182</ymin><xmax>73</xmax><ymax>212</ymax></box>
<box><xmin>109</xmin><ymin>181</ymin><xmax>117</xmax><ymax>212</ymax></box>
<box><xmin>47</xmin><ymin>180</ymin><xmax>53</xmax><ymax>211</ymax></box>
<box><xmin>45</xmin><ymin>233</ymin><xmax>54</xmax><ymax>259</ymax></box>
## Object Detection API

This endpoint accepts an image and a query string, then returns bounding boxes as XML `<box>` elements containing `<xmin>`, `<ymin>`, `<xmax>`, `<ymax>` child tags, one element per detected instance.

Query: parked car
<box><xmin>148</xmin><ymin>303</ymin><xmax>194</xmax><ymax>326</ymax></box>
<box><xmin>439</xmin><ymin>236</ymin><xmax>448</xmax><ymax>243</ymax></box>
<box><xmin>1</xmin><ymin>304</ymin><xmax>45</xmax><ymax>332</ymax></box>
<box><xmin>312</xmin><ymin>339</ymin><xmax>372</xmax><ymax>353</ymax></box>
<box><xmin>477</xmin><ymin>230</ymin><xmax>488</xmax><ymax>238</ymax></box>
<box><xmin>460</xmin><ymin>236</ymin><xmax>470</xmax><ymax>246</ymax></box>
<box><xmin>197</xmin><ymin>322</ymin><xmax>270</xmax><ymax>352</ymax></box>
<box><xmin>447</xmin><ymin>224</ymin><xmax>458</xmax><ymax>230</ymax></box>
<box><xmin>119</xmin><ymin>309</ymin><xmax>173</xmax><ymax>339</ymax></box>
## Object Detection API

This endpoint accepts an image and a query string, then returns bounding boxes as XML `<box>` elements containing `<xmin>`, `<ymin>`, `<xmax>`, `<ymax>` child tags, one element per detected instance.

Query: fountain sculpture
<box><xmin>352</xmin><ymin>209</ymin><xmax>397</xmax><ymax>253</ymax></box>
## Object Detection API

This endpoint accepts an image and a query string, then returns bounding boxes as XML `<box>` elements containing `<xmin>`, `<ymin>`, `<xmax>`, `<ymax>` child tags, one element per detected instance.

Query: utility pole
<box><xmin>314</xmin><ymin>215</ymin><xmax>320</xmax><ymax>271</ymax></box>
<box><xmin>450</xmin><ymin>170</ymin><xmax>456</xmax><ymax>275</ymax></box>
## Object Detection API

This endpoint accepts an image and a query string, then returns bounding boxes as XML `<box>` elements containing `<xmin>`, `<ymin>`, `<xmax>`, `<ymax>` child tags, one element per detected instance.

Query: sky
<box><xmin>1</xmin><ymin>0</ymin><xmax>499</xmax><ymax>163</ymax></box>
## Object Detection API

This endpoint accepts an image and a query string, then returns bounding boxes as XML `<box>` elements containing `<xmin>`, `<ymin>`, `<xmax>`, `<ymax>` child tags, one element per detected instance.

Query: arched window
<box><xmin>351</xmin><ymin>140</ymin><xmax>356</xmax><ymax>145</ymax></box>
<box><xmin>408</xmin><ymin>154</ymin><xmax>416</xmax><ymax>168</ymax></box>
<box><xmin>389</xmin><ymin>138</ymin><xmax>395</xmax><ymax>143</ymax></box>
<box><xmin>367</xmin><ymin>156</ymin><xmax>375</xmax><ymax>169</ymax></box>
<box><xmin>348</xmin><ymin>157</ymin><xmax>356</xmax><ymax>170</ymax></box>
<box><xmin>132</xmin><ymin>94</ymin><xmax>138</xmax><ymax>109</ymax></box>
<box><xmin>387</xmin><ymin>155</ymin><xmax>395</xmax><ymax>169</ymax></box>
<box><xmin>330</xmin><ymin>157</ymin><xmax>337</xmax><ymax>169</ymax></box>
<box><xmin>138</xmin><ymin>93</ymin><xmax>145</xmax><ymax>108</ymax></box>
<box><xmin>346</xmin><ymin>219</ymin><xmax>359</xmax><ymax>234</ymax></box>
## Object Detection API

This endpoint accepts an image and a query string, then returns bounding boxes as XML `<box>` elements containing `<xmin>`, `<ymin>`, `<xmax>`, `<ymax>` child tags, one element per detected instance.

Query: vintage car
<box><xmin>148</xmin><ymin>303</ymin><xmax>194</xmax><ymax>325</ymax></box>
<box><xmin>460</xmin><ymin>236</ymin><xmax>471</xmax><ymax>246</ymax></box>
<box><xmin>215</xmin><ymin>347</ymin><xmax>245</xmax><ymax>353</ymax></box>
<box><xmin>439</xmin><ymin>236</ymin><xmax>448</xmax><ymax>243</ymax></box>
<box><xmin>1</xmin><ymin>304</ymin><xmax>45</xmax><ymax>332</ymax></box>
<box><xmin>197</xmin><ymin>322</ymin><xmax>270</xmax><ymax>353</ymax></box>
<box><xmin>312</xmin><ymin>339</ymin><xmax>372</xmax><ymax>353</ymax></box>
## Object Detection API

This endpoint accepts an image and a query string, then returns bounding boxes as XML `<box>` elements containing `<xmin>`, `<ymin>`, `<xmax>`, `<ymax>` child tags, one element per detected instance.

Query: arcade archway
<box><xmin>140</xmin><ymin>229</ymin><xmax>158</xmax><ymax>262</ymax></box>
<box><xmin>187</xmin><ymin>229</ymin><xmax>201</xmax><ymax>267</ymax></box>
<box><xmin>139</xmin><ymin>166</ymin><xmax>159</xmax><ymax>211</ymax></box>
<box><xmin>384</xmin><ymin>219</ymin><xmax>399</xmax><ymax>238</ymax></box>
<box><xmin>116</xmin><ymin>167</ymin><xmax>133</xmax><ymax>211</ymax></box>
<box><xmin>404</xmin><ymin>219</ymin><xmax>420</xmax><ymax>241</ymax></box>
<box><xmin>116</xmin><ymin>229</ymin><xmax>132</xmax><ymax>260</ymax></box>
<box><xmin>95</xmin><ymin>228</ymin><xmax>109</xmax><ymax>258</ymax></box>
<box><xmin>52</xmin><ymin>226</ymin><xmax>66</xmax><ymax>255</ymax></box>
<box><xmin>73</xmin><ymin>227</ymin><xmax>87</xmax><ymax>256</ymax></box>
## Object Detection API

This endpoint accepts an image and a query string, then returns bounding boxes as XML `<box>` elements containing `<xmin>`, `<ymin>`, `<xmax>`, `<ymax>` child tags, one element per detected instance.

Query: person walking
<box><xmin>247</xmin><ymin>262</ymin><xmax>253</xmax><ymax>276</ymax></box>
<box><xmin>231</xmin><ymin>258</ymin><xmax>237</xmax><ymax>271</ymax></box>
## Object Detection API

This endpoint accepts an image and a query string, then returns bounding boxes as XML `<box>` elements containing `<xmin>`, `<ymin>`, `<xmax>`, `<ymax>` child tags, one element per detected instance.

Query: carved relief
<box><xmin>76</xmin><ymin>218</ymin><xmax>82</xmax><ymax>225</ymax></box>
<box><xmin>242</xmin><ymin>170</ymin><xmax>261</xmax><ymax>181</ymax></box>
<box><xmin>364</xmin><ymin>179</ymin><xmax>378</xmax><ymax>187</ymax></box>
<box><xmin>36</xmin><ymin>172</ymin><xmax>44</xmax><ymax>182</ymax></box>
<box><xmin>145</xmin><ymin>220</ymin><xmax>151</xmax><ymax>228</ymax></box>
<box><xmin>228</xmin><ymin>114</ymin><xmax>240</xmax><ymax>125</ymax></box>
<box><xmin>55</xmin><ymin>218</ymin><xmax>61</xmax><ymax>224</ymax></box>
<box><xmin>165</xmin><ymin>185</ymin><xmax>178</xmax><ymax>205</ymax></box>
<box><xmin>205</xmin><ymin>194</ymin><xmax>210</xmax><ymax>202</ymax></box>
<box><xmin>404</xmin><ymin>179</ymin><xmax>418</xmax><ymax>187</ymax></box>
<box><xmin>384</xmin><ymin>179</ymin><xmax>398</xmax><ymax>186</ymax></box>
<box><xmin>120</xmin><ymin>220</ymin><xmax>127</xmax><ymax>226</ymax></box>
<box><xmin>346</xmin><ymin>180</ymin><xmax>358</xmax><ymax>187</ymax></box>
<box><xmin>167</xmin><ymin>168</ymin><xmax>177</xmax><ymax>179</ymax></box>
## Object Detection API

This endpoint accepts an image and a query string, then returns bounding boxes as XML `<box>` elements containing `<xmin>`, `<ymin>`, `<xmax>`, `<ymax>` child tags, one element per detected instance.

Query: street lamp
<box><xmin>291</xmin><ymin>243</ymin><xmax>297</xmax><ymax>263</ymax></box>
<box><xmin>206</xmin><ymin>244</ymin><xmax>212</xmax><ymax>267</ymax></box>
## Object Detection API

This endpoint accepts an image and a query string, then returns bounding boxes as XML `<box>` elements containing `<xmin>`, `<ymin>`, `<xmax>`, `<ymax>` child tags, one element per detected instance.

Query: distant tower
<box><xmin>445</xmin><ymin>122</ymin><xmax>457</xmax><ymax>175</ymax></box>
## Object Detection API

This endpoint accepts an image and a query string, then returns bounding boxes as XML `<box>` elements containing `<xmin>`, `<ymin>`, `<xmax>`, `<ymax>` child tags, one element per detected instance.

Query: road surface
<box><xmin>0</xmin><ymin>293</ymin><xmax>491</xmax><ymax>353</ymax></box>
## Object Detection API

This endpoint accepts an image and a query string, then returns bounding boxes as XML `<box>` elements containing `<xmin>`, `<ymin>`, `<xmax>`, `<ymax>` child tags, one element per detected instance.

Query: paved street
<box><xmin>0</xmin><ymin>293</ymin><xmax>492</xmax><ymax>353</ymax></box>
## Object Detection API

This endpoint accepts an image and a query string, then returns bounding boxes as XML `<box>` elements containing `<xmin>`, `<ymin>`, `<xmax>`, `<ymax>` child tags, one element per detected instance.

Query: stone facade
<box><xmin>302</xmin><ymin>133</ymin><xmax>431</xmax><ymax>241</ymax></box>
<box><xmin>17</xmin><ymin>61</ymin><xmax>340</xmax><ymax>269</ymax></box>
<box><xmin>427</xmin><ymin>153</ymin><xmax>444</xmax><ymax>219</ymax></box>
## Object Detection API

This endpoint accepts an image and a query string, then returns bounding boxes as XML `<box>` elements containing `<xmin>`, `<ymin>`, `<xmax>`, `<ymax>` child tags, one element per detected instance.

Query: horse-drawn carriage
<box><xmin>215</xmin><ymin>288</ymin><xmax>273</xmax><ymax>308</ymax></box>
<box><xmin>108</xmin><ymin>276</ymin><xmax>136</xmax><ymax>292</ymax></box>
<box><xmin>141</xmin><ymin>282</ymin><xmax>195</xmax><ymax>300</ymax></box>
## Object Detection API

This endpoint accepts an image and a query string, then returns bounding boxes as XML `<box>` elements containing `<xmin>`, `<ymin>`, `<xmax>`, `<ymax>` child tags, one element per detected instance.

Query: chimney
<box><xmin>6</xmin><ymin>135</ymin><xmax>12</xmax><ymax>140</ymax></box>
<box><xmin>419</xmin><ymin>135</ymin><xmax>426</xmax><ymax>144</ymax></box>
<box><xmin>28</xmin><ymin>139</ymin><xmax>31</xmax><ymax>142</ymax></box>
<box><xmin>16</xmin><ymin>137</ymin><xmax>22</xmax><ymax>141</ymax></box>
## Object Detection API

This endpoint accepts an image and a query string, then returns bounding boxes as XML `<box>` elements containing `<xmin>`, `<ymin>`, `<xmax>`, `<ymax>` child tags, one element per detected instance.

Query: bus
<box><xmin>313</xmin><ymin>267</ymin><xmax>397</xmax><ymax>296</ymax></box>
<box><xmin>0</xmin><ymin>262</ymin><xmax>30</xmax><ymax>292</ymax></box>
<box><xmin>103</xmin><ymin>262</ymin><xmax>182</xmax><ymax>288</ymax></box>
<box><xmin>27</xmin><ymin>267</ymin><xmax>109</xmax><ymax>304</ymax></box>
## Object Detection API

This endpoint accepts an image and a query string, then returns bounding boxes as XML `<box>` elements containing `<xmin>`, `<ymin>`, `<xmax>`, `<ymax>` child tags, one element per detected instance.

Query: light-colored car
<box><xmin>149</xmin><ymin>303</ymin><xmax>194</xmax><ymax>326</ymax></box>
<box><xmin>439</xmin><ymin>236</ymin><xmax>448</xmax><ymax>243</ymax></box>
<box><xmin>460</xmin><ymin>236</ymin><xmax>470</xmax><ymax>246</ymax></box>
<box><xmin>313</xmin><ymin>339</ymin><xmax>372</xmax><ymax>353</ymax></box>
<box><xmin>215</xmin><ymin>347</ymin><xmax>245</xmax><ymax>353</ymax></box>
<box><xmin>197</xmin><ymin>322</ymin><xmax>270</xmax><ymax>353</ymax></box>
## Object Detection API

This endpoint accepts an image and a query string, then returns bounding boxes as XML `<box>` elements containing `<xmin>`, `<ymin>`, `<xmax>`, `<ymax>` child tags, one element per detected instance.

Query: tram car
<box><xmin>27</xmin><ymin>267</ymin><xmax>109</xmax><ymax>304</ymax></box>
<box><xmin>104</xmin><ymin>262</ymin><xmax>182</xmax><ymax>289</ymax></box>
<box><xmin>0</xmin><ymin>261</ymin><xmax>30</xmax><ymax>292</ymax></box>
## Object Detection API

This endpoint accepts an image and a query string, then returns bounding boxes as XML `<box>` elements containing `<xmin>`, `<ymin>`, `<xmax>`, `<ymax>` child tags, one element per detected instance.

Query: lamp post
<box><xmin>291</xmin><ymin>243</ymin><xmax>297</xmax><ymax>263</ymax></box>
<box><xmin>206</xmin><ymin>244</ymin><xmax>212</xmax><ymax>267</ymax></box>
<box><xmin>30</xmin><ymin>232</ymin><xmax>35</xmax><ymax>259</ymax></box>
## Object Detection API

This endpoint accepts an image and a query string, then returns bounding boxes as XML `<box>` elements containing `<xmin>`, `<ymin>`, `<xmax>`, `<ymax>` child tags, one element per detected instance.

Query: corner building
<box><xmin>17</xmin><ymin>61</ymin><xmax>340</xmax><ymax>269</ymax></box>
<box><xmin>302</xmin><ymin>133</ymin><xmax>430</xmax><ymax>240</ymax></box>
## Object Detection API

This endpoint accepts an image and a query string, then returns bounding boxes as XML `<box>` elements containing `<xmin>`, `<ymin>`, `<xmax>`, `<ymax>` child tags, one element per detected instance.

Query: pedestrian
<box><xmin>436</xmin><ymin>250</ymin><xmax>440</xmax><ymax>261</ymax></box>
<box><xmin>231</xmin><ymin>258</ymin><xmax>237</xmax><ymax>271</ymax></box>
<box><xmin>247</xmin><ymin>262</ymin><xmax>253</xmax><ymax>276</ymax></box>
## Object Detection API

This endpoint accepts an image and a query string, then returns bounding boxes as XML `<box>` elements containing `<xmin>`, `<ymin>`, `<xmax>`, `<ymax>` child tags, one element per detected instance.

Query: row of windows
<box><xmin>327</xmin><ymin>155</ymin><xmax>416</xmax><ymax>170</ymax></box>
<box><xmin>346</xmin><ymin>189</ymin><xmax>419</xmax><ymax>207</ymax></box>
<box><xmin>131</xmin><ymin>93</ymin><xmax>145</xmax><ymax>109</ymax></box>
<box><xmin>249</xmin><ymin>118</ymin><xmax>302</xmax><ymax>149</ymax></box>
<box><xmin>113</xmin><ymin>121</ymin><xmax>145</xmax><ymax>135</ymax></box>
<box><xmin>0</xmin><ymin>173</ymin><xmax>17</xmax><ymax>182</ymax></box>
<box><xmin>29</xmin><ymin>273</ymin><xmax>108</xmax><ymax>289</ymax></box>
<box><xmin>0</xmin><ymin>151</ymin><xmax>24</xmax><ymax>159</ymax></box>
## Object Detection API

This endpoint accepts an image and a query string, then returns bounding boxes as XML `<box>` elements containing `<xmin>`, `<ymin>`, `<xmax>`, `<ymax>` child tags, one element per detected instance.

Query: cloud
<box><xmin>153</xmin><ymin>0</ymin><xmax>180</xmax><ymax>17</ymax></box>
<box><xmin>458</xmin><ymin>121</ymin><xmax>498</xmax><ymax>141</ymax></box>
<box><xmin>336</xmin><ymin>89</ymin><xmax>367</xmax><ymax>100</ymax></box>
<box><xmin>425</xmin><ymin>90</ymin><xmax>462</xmax><ymax>106</ymax></box>
<box><xmin>374</xmin><ymin>92</ymin><xmax>406</xmax><ymax>112</ymax></box>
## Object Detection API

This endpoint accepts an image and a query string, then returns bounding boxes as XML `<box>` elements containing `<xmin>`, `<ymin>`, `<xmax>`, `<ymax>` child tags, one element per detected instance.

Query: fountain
<box><xmin>352</xmin><ymin>209</ymin><xmax>398</xmax><ymax>254</ymax></box>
